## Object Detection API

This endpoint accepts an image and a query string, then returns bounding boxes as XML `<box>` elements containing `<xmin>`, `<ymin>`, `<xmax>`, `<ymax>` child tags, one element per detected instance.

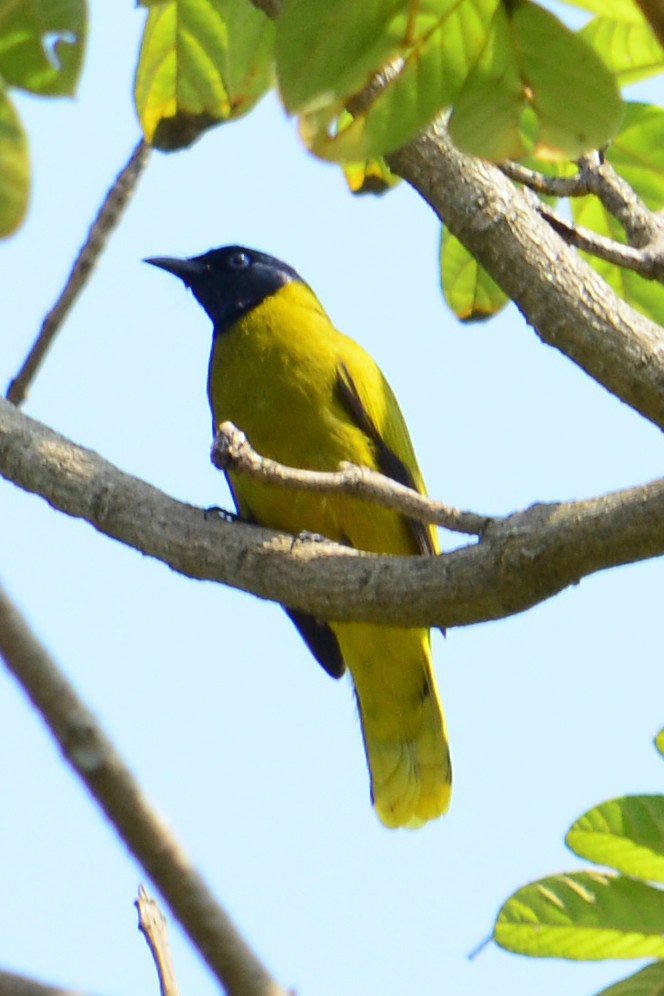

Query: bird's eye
<box><xmin>227</xmin><ymin>251</ymin><xmax>251</xmax><ymax>270</ymax></box>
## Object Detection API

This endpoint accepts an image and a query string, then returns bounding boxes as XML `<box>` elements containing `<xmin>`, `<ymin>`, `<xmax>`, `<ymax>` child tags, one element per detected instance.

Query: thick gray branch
<box><xmin>387</xmin><ymin>123</ymin><xmax>664</xmax><ymax>432</ymax></box>
<box><xmin>2</xmin><ymin>398</ymin><xmax>663</xmax><ymax>629</ymax></box>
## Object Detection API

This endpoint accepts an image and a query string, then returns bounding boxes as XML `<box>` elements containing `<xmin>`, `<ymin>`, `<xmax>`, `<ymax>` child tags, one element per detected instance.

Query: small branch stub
<box><xmin>136</xmin><ymin>885</ymin><xmax>180</xmax><ymax>996</ymax></box>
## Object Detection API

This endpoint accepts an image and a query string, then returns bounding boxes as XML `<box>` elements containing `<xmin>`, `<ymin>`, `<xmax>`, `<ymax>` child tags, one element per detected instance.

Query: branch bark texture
<box><xmin>2</xmin><ymin>397</ymin><xmax>663</xmax><ymax>629</ymax></box>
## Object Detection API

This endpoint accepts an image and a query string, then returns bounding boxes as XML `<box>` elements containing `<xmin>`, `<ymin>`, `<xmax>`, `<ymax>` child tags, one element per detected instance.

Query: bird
<box><xmin>146</xmin><ymin>245</ymin><xmax>451</xmax><ymax>828</ymax></box>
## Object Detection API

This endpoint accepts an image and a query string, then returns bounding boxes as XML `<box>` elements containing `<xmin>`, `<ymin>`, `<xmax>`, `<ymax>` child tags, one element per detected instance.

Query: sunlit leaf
<box><xmin>0</xmin><ymin>0</ymin><xmax>86</xmax><ymax>96</ymax></box>
<box><xmin>276</xmin><ymin>0</ymin><xmax>406</xmax><ymax>115</ymax></box>
<box><xmin>134</xmin><ymin>0</ymin><xmax>274</xmax><ymax>150</ymax></box>
<box><xmin>572</xmin><ymin>193</ymin><xmax>664</xmax><ymax>326</ymax></box>
<box><xmin>655</xmin><ymin>729</ymin><xmax>664</xmax><ymax>759</ymax></box>
<box><xmin>0</xmin><ymin>88</ymin><xmax>29</xmax><ymax>237</ymax></box>
<box><xmin>450</xmin><ymin>0</ymin><xmax>623</xmax><ymax>162</ymax></box>
<box><xmin>581</xmin><ymin>15</ymin><xmax>664</xmax><ymax>84</ymax></box>
<box><xmin>593</xmin><ymin>961</ymin><xmax>664</xmax><ymax>996</ymax></box>
<box><xmin>342</xmin><ymin>156</ymin><xmax>399</xmax><ymax>194</ymax></box>
<box><xmin>495</xmin><ymin>871</ymin><xmax>664</xmax><ymax>959</ymax></box>
<box><xmin>606</xmin><ymin>102</ymin><xmax>664</xmax><ymax>209</ymax></box>
<box><xmin>294</xmin><ymin>0</ymin><xmax>497</xmax><ymax>163</ymax></box>
<box><xmin>440</xmin><ymin>226</ymin><xmax>508</xmax><ymax>321</ymax></box>
<box><xmin>567</xmin><ymin>796</ymin><xmax>664</xmax><ymax>884</ymax></box>
<box><xmin>562</xmin><ymin>0</ymin><xmax>647</xmax><ymax>15</ymax></box>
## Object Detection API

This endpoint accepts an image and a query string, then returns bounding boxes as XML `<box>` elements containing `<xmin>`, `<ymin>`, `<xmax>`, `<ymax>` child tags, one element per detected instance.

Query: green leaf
<box><xmin>440</xmin><ymin>226</ymin><xmax>508</xmax><ymax>321</ymax></box>
<box><xmin>571</xmin><ymin>193</ymin><xmax>664</xmax><ymax>326</ymax></box>
<box><xmin>580</xmin><ymin>15</ymin><xmax>664</xmax><ymax>85</ymax></box>
<box><xmin>134</xmin><ymin>0</ymin><xmax>274</xmax><ymax>151</ymax></box>
<box><xmin>293</xmin><ymin>0</ymin><xmax>497</xmax><ymax>163</ymax></box>
<box><xmin>655</xmin><ymin>729</ymin><xmax>664</xmax><ymax>760</ymax></box>
<box><xmin>561</xmin><ymin>0</ymin><xmax>641</xmax><ymax>15</ymax></box>
<box><xmin>605</xmin><ymin>102</ymin><xmax>664</xmax><ymax>210</ymax></box>
<box><xmin>450</xmin><ymin>0</ymin><xmax>624</xmax><ymax>162</ymax></box>
<box><xmin>0</xmin><ymin>0</ymin><xmax>86</xmax><ymax>96</ymax></box>
<box><xmin>0</xmin><ymin>88</ymin><xmax>29</xmax><ymax>237</ymax></box>
<box><xmin>593</xmin><ymin>961</ymin><xmax>664</xmax><ymax>996</ymax></box>
<box><xmin>495</xmin><ymin>871</ymin><xmax>664</xmax><ymax>960</ymax></box>
<box><xmin>567</xmin><ymin>796</ymin><xmax>664</xmax><ymax>884</ymax></box>
<box><xmin>276</xmin><ymin>0</ymin><xmax>405</xmax><ymax>116</ymax></box>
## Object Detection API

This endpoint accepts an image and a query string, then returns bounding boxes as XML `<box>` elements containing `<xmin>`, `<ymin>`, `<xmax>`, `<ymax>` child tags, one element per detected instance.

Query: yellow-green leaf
<box><xmin>0</xmin><ymin>0</ymin><xmax>86</xmax><ymax>96</ymax></box>
<box><xmin>0</xmin><ymin>89</ymin><xmax>29</xmax><ymax>237</ymax></box>
<box><xmin>566</xmin><ymin>796</ymin><xmax>664</xmax><ymax>884</ymax></box>
<box><xmin>134</xmin><ymin>0</ymin><xmax>274</xmax><ymax>151</ymax></box>
<box><xmin>593</xmin><ymin>961</ymin><xmax>664</xmax><ymax>996</ymax></box>
<box><xmin>495</xmin><ymin>871</ymin><xmax>664</xmax><ymax>960</ymax></box>
<box><xmin>581</xmin><ymin>14</ymin><xmax>664</xmax><ymax>85</ymax></box>
<box><xmin>450</xmin><ymin>0</ymin><xmax>624</xmax><ymax>162</ymax></box>
<box><xmin>295</xmin><ymin>0</ymin><xmax>497</xmax><ymax>163</ymax></box>
<box><xmin>563</xmin><ymin>0</ymin><xmax>647</xmax><ymax>16</ymax></box>
<box><xmin>276</xmin><ymin>0</ymin><xmax>405</xmax><ymax>116</ymax></box>
<box><xmin>655</xmin><ymin>728</ymin><xmax>664</xmax><ymax>760</ymax></box>
<box><xmin>440</xmin><ymin>226</ymin><xmax>508</xmax><ymax>321</ymax></box>
<box><xmin>342</xmin><ymin>156</ymin><xmax>399</xmax><ymax>194</ymax></box>
<box><xmin>606</xmin><ymin>102</ymin><xmax>664</xmax><ymax>209</ymax></box>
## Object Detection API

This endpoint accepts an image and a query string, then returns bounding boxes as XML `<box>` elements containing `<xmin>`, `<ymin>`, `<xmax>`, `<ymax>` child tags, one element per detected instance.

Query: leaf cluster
<box><xmin>495</xmin><ymin>731</ymin><xmax>664</xmax><ymax>996</ymax></box>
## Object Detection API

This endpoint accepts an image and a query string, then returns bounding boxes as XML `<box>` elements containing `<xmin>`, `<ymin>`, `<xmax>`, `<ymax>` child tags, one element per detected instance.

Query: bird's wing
<box><xmin>336</xmin><ymin>361</ymin><xmax>438</xmax><ymax>557</ymax></box>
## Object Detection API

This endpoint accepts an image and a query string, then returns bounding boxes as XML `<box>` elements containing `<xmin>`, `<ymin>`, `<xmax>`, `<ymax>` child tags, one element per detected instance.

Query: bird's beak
<box><xmin>144</xmin><ymin>256</ymin><xmax>204</xmax><ymax>283</ymax></box>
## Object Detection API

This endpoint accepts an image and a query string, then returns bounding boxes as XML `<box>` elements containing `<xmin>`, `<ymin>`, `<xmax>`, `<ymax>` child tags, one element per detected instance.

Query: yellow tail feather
<box><xmin>332</xmin><ymin>622</ymin><xmax>451</xmax><ymax>829</ymax></box>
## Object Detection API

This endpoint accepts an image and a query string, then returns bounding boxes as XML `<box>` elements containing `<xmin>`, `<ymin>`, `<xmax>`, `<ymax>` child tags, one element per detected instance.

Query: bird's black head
<box><xmin>145</xmin><ymin>245</ymin><xmax>303</xmax><ymax>334</ymax></box>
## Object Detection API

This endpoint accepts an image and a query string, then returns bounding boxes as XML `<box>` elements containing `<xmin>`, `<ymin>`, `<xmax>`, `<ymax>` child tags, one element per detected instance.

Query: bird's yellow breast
<box><xmin>207</xmin><ymin>282</ymin><xmax>430</xmax><ymax>555</ymax></box>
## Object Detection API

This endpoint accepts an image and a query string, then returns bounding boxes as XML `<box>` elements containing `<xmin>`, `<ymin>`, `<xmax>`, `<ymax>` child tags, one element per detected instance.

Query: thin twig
<box><xmin>502</xmin><ymin>156</ymin><xmax>661</xmax><ymax>252</ymax></box>
<box><xmin>534</xmin><ymin>204</ymin><xmax>658</xmax><ymax>276</ymax></box>
<box><xmin>136</xmin><ymin>886</ymin><xmax>180</xmax><ymax>996</ymax></box>
<box><xmin>212</xmin><ymin>421</ymin><xmax>490</xmax><ymax>536</ymax></box>
<box><xmin>6</xmin><ymin>139</ymin><xmax>151</xmax><ymax>406</ymax></box>
<box><xmin>500</xmin><ymin>161</ymin><xmax>589</xmax><ymax>198</ymax></box>
<box><xmin>577</xmin><ymin>154</ymin><xmax>657</xmax><ymax>247</ymax></box>
<box><xmin>0</xmin><ymin>582</ymin><xmax>289</xmax><ymax>996</ymax></box>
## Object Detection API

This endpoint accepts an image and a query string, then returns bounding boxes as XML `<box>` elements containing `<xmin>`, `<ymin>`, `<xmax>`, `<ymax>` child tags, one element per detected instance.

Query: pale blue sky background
<box><xmin>2</xmin><ymin>4</ymin><xmax>664</xmax><ymax>996</ymax></box>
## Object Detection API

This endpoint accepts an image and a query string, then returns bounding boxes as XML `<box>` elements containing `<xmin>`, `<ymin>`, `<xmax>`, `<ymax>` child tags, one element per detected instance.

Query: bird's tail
<box><xmin>333</xmin><ymin>622</ymin><xmax>451</xmax><ymax>828</ymax></box>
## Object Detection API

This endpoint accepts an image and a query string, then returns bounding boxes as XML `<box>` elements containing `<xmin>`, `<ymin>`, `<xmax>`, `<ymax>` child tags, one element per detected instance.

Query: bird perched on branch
<box><xmin>146</xmin><ymin>245</ymin><xmax>451</xmax><ymax>828</ymax></box>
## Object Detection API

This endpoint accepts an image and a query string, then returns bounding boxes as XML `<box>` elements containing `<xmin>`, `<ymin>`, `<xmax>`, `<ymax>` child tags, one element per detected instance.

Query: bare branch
<box><xmin>577</xmin><ymin>153</ymin><xmax>658</xmax><ymax>247</ymax></box>
<box><xmin>499</xmin><ymin>161</ymin><xmax>589</xmax><ymax>198</ymax></box>
<box><xmin>212</xmin><ymin>421</ymin><xmax>490</xmax><ymax>536</ymax></box>
<box><xmin>0</xmin><ymin>970</ymin><xmax>92</xmax><ymax>996</ymax></box>
<box><xmin>387</xmin><ymin>123</ymin><xmax>664</xmax><ymax>432</ymax></box>
<box><xmin>0</xmin><ymin>582</ymin><xmax>289</xmax><ymax>996</ymax></box>
<box><xmin>501</xmin><ymin>156</ymin><xmax>661</xmax><ymax>249</ymax></box>
<box><xmin>136</xmin><ymin>887</ymin><xmax>179</xmax><ymax>996</ymax></box>
<box><xmin>534</xmin><ymin>205</ymin><xmax>656</xmax><ymax>275</ymax></box>
<box><xmin>6</xmin><ymin>140</ymin><xmax>151</xmax><ymax>407</ymax></box>
<box><xmin>2</xmin><ymin>397</ymin><xmax>664</xmax><ymax>629</ymax></box>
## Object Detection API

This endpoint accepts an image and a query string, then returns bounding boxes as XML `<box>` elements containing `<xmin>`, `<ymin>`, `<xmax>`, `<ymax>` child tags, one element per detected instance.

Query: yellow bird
<box><xmin>147</xmin><ymin>246</ymin><xmax>451</xmax><ymax>828</ymax></box>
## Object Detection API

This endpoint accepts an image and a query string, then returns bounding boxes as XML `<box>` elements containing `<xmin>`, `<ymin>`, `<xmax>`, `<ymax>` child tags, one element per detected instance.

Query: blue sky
<box><xmin>1</xmin><ymin>5</ymin><xmax>664</xmax><ymax>996</ymax></box>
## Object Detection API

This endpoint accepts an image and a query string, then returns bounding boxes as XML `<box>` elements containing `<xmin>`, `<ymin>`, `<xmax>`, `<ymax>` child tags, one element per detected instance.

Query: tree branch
<box><xmin>386</xmin><ymin>122</ymin><xmax>664</xmax><ymax>431</ymax></box>
<box><xmin>6</xmin><ymin>139</ymin><xmax>151</xmax><ymax>407</ymax></box>
<box><xmin>0</xmin><ymin>582</ymin><xmax>289</xmax><ymax>996</ymax></box>
<box><xmin>211</xmin><ymin>421</ymin><xmax>489</xmax><ymax>536</ymax></box>
<box><xmin>2</xmin><ymin>397</ymin><xmax>664</xmax><ymax>629</ymax></box>
<box><xmin>0</xmin><ymin>970</ymin><xmax>92</xmax><ymax>996</ymax></box>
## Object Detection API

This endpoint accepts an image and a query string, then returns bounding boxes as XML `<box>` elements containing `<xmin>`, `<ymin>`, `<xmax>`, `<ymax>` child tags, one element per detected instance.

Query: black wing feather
<box><xmin>336</xmin><ymin>363</ymin><xmax>436</xmax><ymax>557</ymax></box>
